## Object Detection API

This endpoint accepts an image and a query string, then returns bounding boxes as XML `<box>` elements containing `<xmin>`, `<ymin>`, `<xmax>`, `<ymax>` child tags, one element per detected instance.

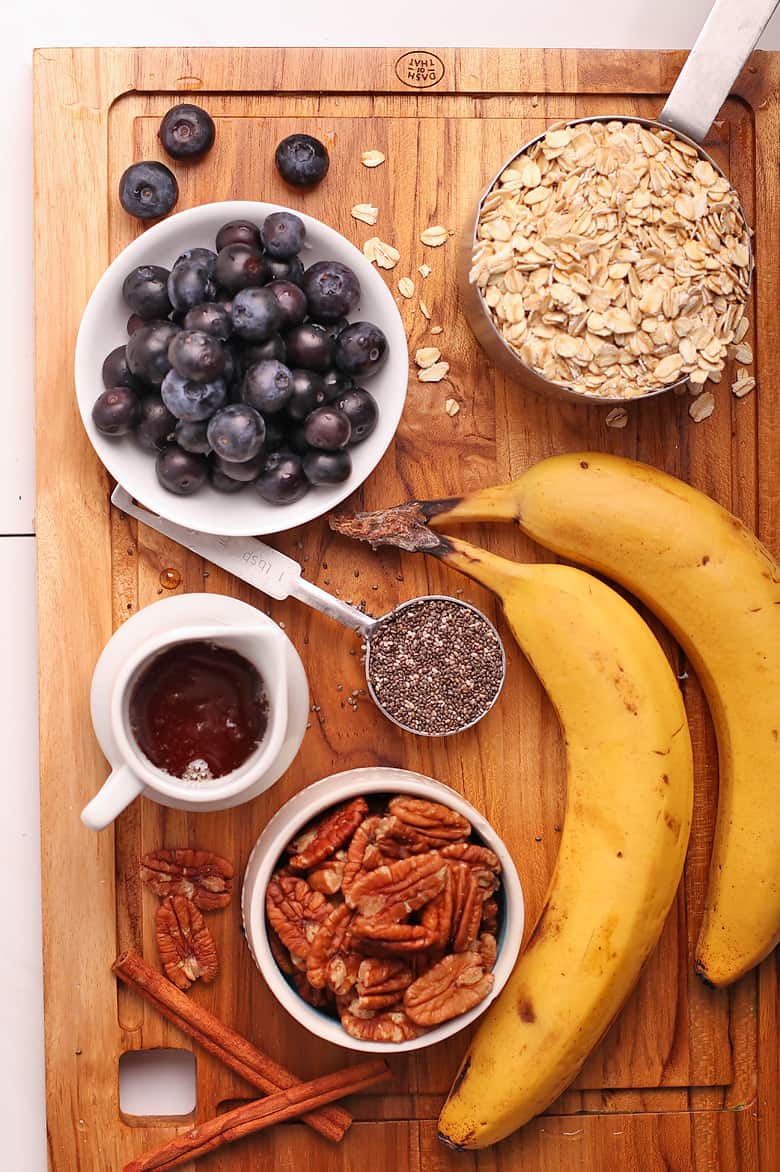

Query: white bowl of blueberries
<box><xmin>75</xmin><ymin>196</ymin><xmax>408</xmax><ymax>536</ymax></box>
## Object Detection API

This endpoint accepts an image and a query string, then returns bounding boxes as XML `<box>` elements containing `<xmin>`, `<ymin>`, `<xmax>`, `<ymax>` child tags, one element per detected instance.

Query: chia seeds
<box><xmin>366</xmin><ymin>598</ymin><xmax>504</xmax><ymax>735</ymax></box>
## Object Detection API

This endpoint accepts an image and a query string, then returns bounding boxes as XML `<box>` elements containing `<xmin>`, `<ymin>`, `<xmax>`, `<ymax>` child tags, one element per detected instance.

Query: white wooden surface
<box><xmin>5</xmin><ymin>2</ymin><xmax>780</xmax><ymax>1168</ymax></box>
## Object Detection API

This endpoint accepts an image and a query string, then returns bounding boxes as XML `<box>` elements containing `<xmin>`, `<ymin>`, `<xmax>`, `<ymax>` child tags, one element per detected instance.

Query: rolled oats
<box><xmin>361</xmin><ymin>150</ymin><xmax>385</xmax><ymax>168</ymax></box>
<box><xmin>689</xmin><ymin>391</ymin><xmax>715</xmax><ymax>421</ymax></box>
<box><xmin>605</xmin><ymin>406</ymin><xmax>629</xmax><ymax>428</ymax></box>
<box><xmin>363</xmin><ymin>237</ymin><xmax>400</xmax><ymax>270</ymax></box>
<box><xmin>471</xmin><ymin>120</ymin><xmax>752</xmax><ymax>399</ymax></box>
<box><xmin>418</xmin><ymin>264</ymin><xmax>432</xmax><ymax>278</ymax></box>
<box><xmin>732</xmin><ymin>373</ymin><xmax>756</xmax><ymax>398</ymax></box>
<box><xmin>351</xmin><ymin>203</ymin><xmax>379</xmax><ymax>225</ymax></box>
<box><xmin>418</xmin><ymin>362</ymin><xmax>450</xmax><ymax>383</ymax></box>
<box><xmin>444</xmin><ymin>398</ymin><xmax>460</xmax><ymax>416</ymax></box>
<box><xmin>419</xmin><ymin>300</ymin><xmax>432</xmax><ymax>320</ymax></box>
<box><xmin>398</xmin><ymin>277</ymin><xmax>415</xmax><ymax>299</ymax></box>
<box><xmin>420</xmin><ymin>226</ymin><xmax>450</xmax><ymax>247</ymax></box>
<box><xmin>430</xmin><ymin>325</ymin><xmax>443</xmax><ymax>335</ymax></box>
<box><xmin>415</xmin><ymin>347</ymin><xmax>441</xmax><ymax>368</ymax></box>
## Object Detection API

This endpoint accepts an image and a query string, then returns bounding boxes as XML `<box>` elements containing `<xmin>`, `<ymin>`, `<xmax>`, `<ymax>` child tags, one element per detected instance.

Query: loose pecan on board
<box><xmin>141</xmin><ymin>848</ymin><xmax>234</xmax><ymax>911</ymax></box>
<box><xmin>155</xmin><ymin>895</ymin><xmax>219</xmax><ymax>991</ymax></box>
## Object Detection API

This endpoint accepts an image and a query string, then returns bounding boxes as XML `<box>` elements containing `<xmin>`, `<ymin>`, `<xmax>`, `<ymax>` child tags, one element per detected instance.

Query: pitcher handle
<box><xmin>80</xmin><ymin>765</ymin><xmax>144</xmax><ymax>831</ymax></box>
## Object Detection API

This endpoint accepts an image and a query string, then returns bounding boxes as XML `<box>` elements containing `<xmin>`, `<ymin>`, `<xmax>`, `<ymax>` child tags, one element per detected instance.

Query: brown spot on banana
<box><xmin>517</xmin><ymin>997</ymin><xmax>536</xmax><ymax>1023</ymax></box>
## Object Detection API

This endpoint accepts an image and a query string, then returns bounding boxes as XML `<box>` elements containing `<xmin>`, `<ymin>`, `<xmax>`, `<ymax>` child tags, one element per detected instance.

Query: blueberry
<box><xmin>264</xmin><ymin>255</ymin><xmax>305</xmax><ymax>286</ymax></box>
<box><xmin>286</xmin><ymin>422</ymin><xmax>309</xmax><ymax>455</ymax></box>
<box><xmin>168</xmin><ymin>261</ymin><xmax>216</xmax><ymax>312</ymax></box>
<box><xmin>158</xmin><ymin>104</ymin><xmax>215</xmax><ymax>160</ymax></box>
<box><xmin>334</xmin><ymin>321</ymin><xmax>388</xmax><ymax>378</ymax></box>
<box><xmin>322</xmin><ymin>368</ymin><xmax>354</xmax><ymax>402</ymax></box>
<box><xmin>323</xmin><ymin>317</ymin><xmax>349</xmax><ymax>341</ymax></box>
<box><xmin>303</xmin><ymin>449</ymin><xmax>352</xmax><ymax>486</ymax></box>
<box><xmin>207</xmin><ymin>403</ymin><xmax>265</xmax><ymax>462</ymax></box>
<box><xmin>174</xmin><ymin>419</ymin><xmax>211</xmax><ymax>454</ymax></box>
<box><xmin>183</xmin><ymin>302</ymin><xmax>232</xmax><ymax>340</ymax></box>
<box><xmin>336</xmin><ymin>387</ymin><xmax>379</xmax><ymax>444</ymax></box>
<box><xmin>135</xmin><ymin>395</ymin><xmax>176</xmax><ymax>451</ymax></box>
<box><xmin>285</xmin><ymin>323</ymin><xmax>333</xmax><ymax>372</ymax></box>
<box><xmin>260</xmin><ymin>211</ymin><xmax>306</xmax><ymax>259</ymax></box>
<box><xmin>156</xmin><ymin>445</ymin><xmax>208</xmax><ymax>495</ymax></box>
<box><xmin>168</xmin><ymin>329</ymin><xmax>226</xmax><ymax>382</ymax></box>
<box><xmin>303</xmin><ymin>406</ymin><xmax>352</xmax><ymax>450</ymax></box>
<box><xmin>126</xmin><ymin>321</ymin><xmax>181</xmax><ymax>385</ymax></box>
<box><xmin>209</xmin><ymin>463</ymin><xmax>247</xmax><ymax>493</ymax></box>
<box><xmin>302</xmin><ymin>261</ymin><xmax>360</xmax><ymax>323</ymax></box>
<box><xmin>174</xmin><ymin>247</ymin><xmax>218</xmax><ymax>276</ymax></box>
<box><xmin>256</xmin><ymin>451</ymin><xmax>310</xmax><ymax>504</ymax></box>
<box><xmin>161</xmin><ymin>371</ymin><xmax>227</xmax><ymax>421</ymax></box>
<box><xmin>242</xmin><ymin>360</ymin><xmax>293</xmax><ymax>414</ymax></box>
<box><xmin>102</xmin><ymin>345</ymin><xmax>137</xmax><ymax>391</ymax></box>
<box><xmin>127</xmin><ymin>313</ymin><xmax>147</xmax><ymax>336</ymax></box>
<box><xmin>274</xmin><ymin>134</ymin><xmax>330</xmax><ymax>188</ymax></box>
<box><xmin>231</xmin><ymin>287</ymin><xmax>282</xmax><ymax>342</ymax></box>
<box><xmin>92</xmin><ymin>387</ymin><xmax>141</xmax><ymax>436</ymax></box>
<box><xmin>215</xmin><ymin>244</ymin><xmax>269</xmax><ymax>295</ymax></box>
<box><xmin>119</xmin><ymin>161</ymin><xmax>178</xmax><ymax>220</ymax></box>
<box><xmin>286</xmin><ymin>369</ymin><xmax>326</xmax><ymax>420</ymax></box>
<box><xmin>122</xmin><ymin>265</ymin><xmax>172</xmax><ymax>319</ymax></box>
<box><xmin>216</xmin><ymin>220</ymin><xmax>262</xmax><ymax>251</ymax></box>
<box><xmin>238</xmin><ymin>335</ymin><xmax>287</xmax><ymax>370</ymax></box>
<box><xmin>265</xmin><ymin>280</ymin><xmax>308</xmax><ymax>331</ymax></box>
<box><xmin>214</xmin><ymin>451</ymin><xmax>265</xmax><ymax>482</ymax></box>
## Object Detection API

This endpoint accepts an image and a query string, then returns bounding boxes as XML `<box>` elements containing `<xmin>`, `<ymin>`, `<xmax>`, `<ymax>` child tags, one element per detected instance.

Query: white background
<box><xmin>3</xmin><ymin>2</ymin><xmax>779</xmax><ymax>1167</ymax></box>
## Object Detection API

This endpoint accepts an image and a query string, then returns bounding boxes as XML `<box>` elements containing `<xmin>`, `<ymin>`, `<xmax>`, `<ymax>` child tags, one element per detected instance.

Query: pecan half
<box><xmin>340</xmin><ymin>1008</ymin><xmax>421</xmax><ymax>1043</ymax></box>
<box><xmin>345</xmin><ymin>853</ymin><xmax>448</xmax><ymax>920</ymax></box>
<box><xmin>403</xmin><ymin>951</ymin><xmax>494</xmax><ymax>1026</ymax></box>
<box><xmin>267</xmin><ymin>925</ymin><xmax>296</xmax><ymax>977</ymax></box>
<box><xmin>306</xmin><ymin>903</ymin><xmax>354</xmax><ymax>989</ymax></box>
<box><xmin>374</xmin><ymin>816</ymin><xmax>431</xmax><ymax>857</ymax></box>
<box><xmin>481</xmin><ymin>897</ymin><xmax>499</xmax><ymax>935</ymax></box>
<box><xmin>141</xmin><ymin>848</ymin><xmax>234</xmax><ymax>911</ymax></box>
<box><xmin>288</xmin><ymin>799</ymin><xmax>368</xmax><ymax>871</ymax></box>
<box><xmin>265</xmin><ymin>876</ymin><xmax>330</xmax><ymax>960</ymax></box>
<box><xmin>342</xmin><ymin>816</ymin><xmax>383</xmax><ymax>895</ymax></box>
<box><xmin>307</xmin><ymin>850</ymin><xmax>347</xmax><ymax>895</ymax></box>
<box><xmin>387</xmin><ymin>796</ymin><xmax>470</xmax><ymax>844</ymax></box>
<box><xmin>421</xmin><ymin>867</ymin><xmax>454</xmax><ymax>947</ymax></box>
<box><xmin>351</xmin><ymin>918</ymin><xmax>438</xmax><ymax>955</ymax></box>
<box><xmin>325</xmin><ymin>951</ymin><xmax>361</xmax><ymax>997</ymax></box>
<box><xmin>155</xmin><ymin>895</ymin><xmax>219</xmax><ymax>990</ymax></box>
<box><xmin>450</xmin><ymin>863</ymin><xmax>484</xmax><ymax>953</ymax></box>
<box><xmin>440</xmin><ymin>842</ymin><xmax>501</xmax><ymax>872</ymax></box>
<box><xmin>478</xmin><ymin>932</ymin><xmax>498</xmax><ymax>970</ymax></box>
<box><xmin>347</xmin><ymin>990</ymin><xmax>404</xmax><ymax>1015</ymax></box>
<box><xmin>356</xmin><ymin>958</ymin><xmax>414</xmax><ymax>998</ymax></box>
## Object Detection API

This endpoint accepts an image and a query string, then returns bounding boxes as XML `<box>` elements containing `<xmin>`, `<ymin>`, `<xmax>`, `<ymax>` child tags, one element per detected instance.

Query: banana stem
<box><xmin>432</xmin><ymin>534</ymin><xmax>530</xmax><ymax>598</ymax></box>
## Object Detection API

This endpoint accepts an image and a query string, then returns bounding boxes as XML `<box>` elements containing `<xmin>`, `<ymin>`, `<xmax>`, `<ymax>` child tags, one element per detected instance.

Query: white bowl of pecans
<box><xmin>241</xmin><ymin>767</ymin><xmax>524</xmax><ymax>1053</ymax></box>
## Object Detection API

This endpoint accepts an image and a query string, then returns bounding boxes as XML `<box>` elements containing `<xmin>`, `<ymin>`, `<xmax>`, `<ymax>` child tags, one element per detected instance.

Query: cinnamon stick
<box><xmin>122</xmin><ymin>1060</ymin><xmax>390</xmax><ymax>1172</ymax></box>
<box><xmin>113</xmin><ymin>951</ymin><xmax>352</xmax><ymax>1143</ymax></box>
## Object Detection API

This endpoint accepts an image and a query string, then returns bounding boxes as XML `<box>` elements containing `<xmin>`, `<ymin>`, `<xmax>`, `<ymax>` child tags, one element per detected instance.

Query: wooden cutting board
<box><xmin>33</xmin><ymin>46</ymin><xmax>780</xmax><ymax>1172</ymax></box>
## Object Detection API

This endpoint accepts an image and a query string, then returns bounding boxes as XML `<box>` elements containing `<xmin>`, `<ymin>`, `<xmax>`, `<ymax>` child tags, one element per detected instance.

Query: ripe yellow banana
<box><xmin>422</xmin><ymin>452</ymin><xmax>780</xmax><ymax>989</ymax></box>
<box><xmin>330</xmin><ymin>513</ymin><xmax>693</xmax><ymax>1147</ymax></box>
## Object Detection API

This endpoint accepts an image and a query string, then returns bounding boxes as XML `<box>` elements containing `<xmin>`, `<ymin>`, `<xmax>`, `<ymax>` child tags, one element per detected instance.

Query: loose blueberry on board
<box><xmin>168</xmin><ymin>329</ymin><xmax>226</xmax><ymax>383</ymax></box>
<box><xmin>256</xmin><ymin>451</ymin><xmax>310</xmax><ymax>504</ymax></box>
<box><xmin>174</xmin><ymin>419</ymin><xmax>212</xmax><ymax>455</ymax></box>
<box><xmin>135</xmin><ymin>396</ymin><xmax>176</xmax><ymax>451</ymax></box>
<box><xmin>92</xmin><ymin>387</ymin><xmax>141</xmax><ymax>436</ymax></box>
<box><xmin>126</xmin><ymin>322</ymin><xmax>181</xmax><ymax>385</ymax></box>
<box><xmin>242</xmin><ymin>360</ymin><xmax>294</xmax><ymax>415</ymax></box>
<box><xmin>333</xmin><ymin>322</ymin><xmax>388</xmax><ymax>378</ymax></box>
<box><xmin>122</xmin><ymin>266</ymin><xmax>172</xmax><ymax>320</ymax></box>
<box><xmin>118</xmin><ymin>161</ymin><xmax>178</xmax><ymax>220</ymax></box>
<box><xmin>156</xmin><ymin>445</ymin><xmax>209</xmax><ymax>495</ymax></box>
<box><xmin>260</xmin><ymin>211</ymin><xmax>306</xmax><ymax>259</ymax></box>
<box><xmin>303</xmin><ymin>406</ymin><xmax>352</xmax><ymax>450</ymax></box>
<box><xmin>274</xmin><ymin>134</ymin><xmax>330</xmax><ymax>188</ymax></box>
<box><xmin>231</xmin><ymin>287</ymin><xmax>283</xmax><ymax>342</ymax></box>
<box><xmin>303</xmin><ymin>448</ymin><xmax>352</xmax><ymax>486</ymax></box>
<box><xmin>336</xmin><ymin>388</ymin><xmax>379</xmax><ymax>444</ymax></box>
<box><xmin>158</xmin><ymin>104</ymin><xmax>216</xmax><ymax>161</ymax></box>
<box><xmin>216</xmin><ymin>220</ymin><xmax>262</xmax><ymax>251</ymax></box>
<box><xmin>302</xmin><ymin>262</ymin><xmax>361</xmax><ymax>323</ymax></box>
<box><xmin>207</xmin><ymin>403</ymin><xmax>266</xmax><ymax>463</ymax></box>
<box><xmin>161</xmin><ymin>371</ymin><xmax>228</xmax><ymax>422</ymax></box>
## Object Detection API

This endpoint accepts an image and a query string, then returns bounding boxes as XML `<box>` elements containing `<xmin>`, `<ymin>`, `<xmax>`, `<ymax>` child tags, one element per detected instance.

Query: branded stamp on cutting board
<box><xmin>33</xmin><ymin>45</ymin><xmax>780</xmax><ymax>1171</ymax></box>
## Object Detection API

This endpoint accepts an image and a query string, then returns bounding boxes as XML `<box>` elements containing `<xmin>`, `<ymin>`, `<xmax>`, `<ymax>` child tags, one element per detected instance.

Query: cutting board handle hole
<box><xmin>119</xmin><ymin>1048</ymin><xmax>196</xmax><ymax>1122</ymax></box>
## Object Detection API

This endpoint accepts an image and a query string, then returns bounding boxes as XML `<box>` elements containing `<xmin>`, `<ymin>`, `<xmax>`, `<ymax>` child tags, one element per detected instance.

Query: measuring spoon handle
<box><xmin>659</xmin><ymin>0</ymin><xmax>779</xmax><ymax>142</ymax></box>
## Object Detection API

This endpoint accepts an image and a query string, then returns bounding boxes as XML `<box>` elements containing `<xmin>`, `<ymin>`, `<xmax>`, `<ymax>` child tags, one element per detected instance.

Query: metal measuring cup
<box><xmin>113</xmin><ymin>488</ymin><xmax>506</xmax><ymax>737</ymax></box>
<box><xmin>460</xmin><ymin>0</ymin><xmax>778</xmax><ymax>404</ymax></box>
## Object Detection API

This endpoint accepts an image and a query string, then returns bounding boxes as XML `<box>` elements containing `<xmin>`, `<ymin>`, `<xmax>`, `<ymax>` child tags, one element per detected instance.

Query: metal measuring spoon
<box><xmin>461</xmin><ymin>0</ymin><xmax>779</xmax><ymax>404</ymax></box>
<box><xmin>113</xmin><ymin>486</ymin><xmax>506</xmax><ymax>736</ymax></box>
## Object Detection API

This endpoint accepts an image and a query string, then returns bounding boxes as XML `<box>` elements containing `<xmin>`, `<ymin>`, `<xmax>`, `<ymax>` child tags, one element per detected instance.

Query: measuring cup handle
<box><xmin>80</xmin><ymin>765</ymin><xmax>145</xmax><ymax>831</ymax></box>
<box><xmin>659</xmin><ymin>0</ymin><xmax>779</xmax><ymax>142</ymax></box>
